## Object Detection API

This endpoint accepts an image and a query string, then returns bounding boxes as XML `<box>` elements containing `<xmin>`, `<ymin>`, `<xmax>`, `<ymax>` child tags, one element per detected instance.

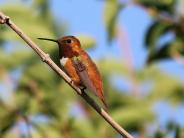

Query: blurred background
<box><xmin>0</xmin><ymin>0</ymin><xmax>184</xmax><ymax>138</ymax></box>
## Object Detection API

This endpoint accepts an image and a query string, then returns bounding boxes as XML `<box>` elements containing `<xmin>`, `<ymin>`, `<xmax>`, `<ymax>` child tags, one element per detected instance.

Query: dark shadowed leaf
<box><xmin>146</xmin><ymin>39</ymin><xmax>184</xmax><ymax>64</ymax></box>
<box><xmin>146</xmin><ymin>42</ymin><xmax>171</xmax><ymax>64</ymax></box>
<box><xmin>145</xmin><ymin>21</ymin><xmax>173</xmax><ymax>49</ymax></box>
<box><xmin>138</xmin><ymin>0</ymin><xmax>176</xmax><ymax>13</ymax></box>
<box><xmin>174</xmin><ymin>125</ymin><xmax>181</xmax><ymax>138</ymax></box>
<box><xmin>0</xmin><ymin>109</ymin><xmax>18</xmax><ymax>136</ymax></box>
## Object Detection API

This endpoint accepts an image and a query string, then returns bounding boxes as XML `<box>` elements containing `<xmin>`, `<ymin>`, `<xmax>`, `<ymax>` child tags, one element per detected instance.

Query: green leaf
<box><xmin>0</xmin><ymin>5</ymin><xmax>56</xmax><ymax>44</ymax></box>
<box><xmin>20</xmin><ymin>63</ymin><xmax>56</xmax><ymax>87</ymax></box>
<box><xmin>146</xmin><ymin>42</ymin><xmax>171</xmax><ymax>64</ymax></box>
<box><xmin>145</xmin><ymin>21</ymin><xmax>173</xmax><ymax>49</ymax></box>
<box><xmin>32</xmin><ymin>0</ymin><xmax>49</xmax><ymax>15</ymax></box>
<box><xmin>145</xmin><ymin>21</ymin><xmax>174</xmax><ymax>64</ymax></box>
<box><xmin>148</xmin><ymin>72</ymin><xmax>184</xmax><ymax>104</ymax></box>
<box><xmin>0</xmin><ymin>51</ymin><xmax>33</xmax><ymax>70</ymax></box>
<box><xmin>98</xmin><ymin>58</ymin><xmax>129</xmax><ymax>75</ymax></box>
<box><xmin>77</xmin><ymin>34</ymin><xmax>96</xmax><ymax>49</ymax></box>
<box><xmin>103</xmin><ymin>0</ymin><xmax>123</xmax><ymax>42</ymax></box>
<box><xmin>112</xmin><ymin>105</ymin><xmax>154</xmax><ymax>130</ymax></box>
<box><xmin>174</xmin><ymin>125</ymin><xmax>180</xmax><ymax>138</ymax></box>
<box><xmin>138</xmin><ymin>0</ymin><xmax>176</xmax><ymax>13</ymax></box>
<box><xmin>154</xmin><ymin>130</ymin><xmax>165</xmax><ymax>138</ymax></box>
<box><xmin>72</xmin><ymin>119</ymin><xmax>99</xmax><ymax>138</ymax></box>
<box><xmin>146</xmin><ymin>39</ymin><xmax>184</xmax><ymax>64</ymax></box>
<box><xmin>0</xmin><ymin>109</ymin><xmax>18</xmax><ymax>136</ymax></box>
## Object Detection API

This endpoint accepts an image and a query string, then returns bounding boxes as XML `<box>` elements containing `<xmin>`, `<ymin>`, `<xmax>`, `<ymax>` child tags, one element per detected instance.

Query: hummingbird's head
<box><xmin>38</xmin><ymin>36</ymin><xmax>82</xmax><ymax>57</ymax></box>
<box><xmin>58</xmin><ymin>36</ymin><xmax>82</xmax><ymax>57</ymax></box>
<box><xmin>58</xmin><ymin>36</ymin><xmax>81</xmax><ymax>49</ymax></box>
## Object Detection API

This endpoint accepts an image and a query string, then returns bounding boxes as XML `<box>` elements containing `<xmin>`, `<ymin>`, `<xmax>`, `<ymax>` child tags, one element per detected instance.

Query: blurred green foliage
<box><xmin>0</xmin><ymin>0</ymin><xmax>184</xmax><ymax>138</ymax></box>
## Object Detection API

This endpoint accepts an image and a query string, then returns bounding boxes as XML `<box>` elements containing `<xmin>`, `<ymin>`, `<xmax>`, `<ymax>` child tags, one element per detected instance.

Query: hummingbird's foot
<box><xmin>70</xmin><ymin>79</ymin><xmax>75</xmax><ymax>86</ymax></box>
<box><xmin>69</xmin><ymin>80</ymin><xmax>86</xmax><ymax>94</ymax></box>
<box><xmin>79</xmin><ymin>85</ymin><xmax>86</xmax><ymax>92</ymax></box>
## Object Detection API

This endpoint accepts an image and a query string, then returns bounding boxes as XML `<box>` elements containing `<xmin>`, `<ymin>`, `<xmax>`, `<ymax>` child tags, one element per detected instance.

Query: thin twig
<box><xmin>0</xmin><ymin>11</ymin><xmax>133</xmax><ymax>138</ymax></box>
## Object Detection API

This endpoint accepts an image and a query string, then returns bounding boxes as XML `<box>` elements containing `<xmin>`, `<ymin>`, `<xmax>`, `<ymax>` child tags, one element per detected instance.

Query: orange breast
<box><xmin>64</xmin><ymin>59</ymin><xmax>82</xmax><ymax>86</ymax></box>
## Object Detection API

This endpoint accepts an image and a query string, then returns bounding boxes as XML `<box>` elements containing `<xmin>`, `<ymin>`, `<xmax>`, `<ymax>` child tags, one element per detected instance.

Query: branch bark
<box><xmin>0</xmin><ymin>11</ymin><xmax>133</xmax><ymax>138</ymax></box>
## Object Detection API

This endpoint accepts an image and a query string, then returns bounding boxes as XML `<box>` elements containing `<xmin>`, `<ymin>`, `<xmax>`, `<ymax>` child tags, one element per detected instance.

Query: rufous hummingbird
<box><xmin>38</xmin><ymin>36</ymin><xmax>107</xmax><ymax>108</ymax></box>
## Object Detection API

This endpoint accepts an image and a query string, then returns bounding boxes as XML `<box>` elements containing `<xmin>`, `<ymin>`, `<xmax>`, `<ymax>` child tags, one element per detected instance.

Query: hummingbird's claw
<box><xmin>79</xmin><ymin>85</ymin><xmax>86</xmax><ymax>92</ymax></box>
<box><xmin>69</xmin><ymin>79</ymin><xmax>85</xmax><ymax>94</ymax></box>
<box><xmin>70</xmin><ymin>79</ymin><xmax>75</xmax><ymax>86</ymax></box>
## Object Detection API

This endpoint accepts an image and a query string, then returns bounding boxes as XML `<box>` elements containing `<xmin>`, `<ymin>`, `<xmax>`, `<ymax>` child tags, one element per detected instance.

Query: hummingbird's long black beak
<box><xmin>38</xmin><ymin>38</ymin><xmax>58</xmax><ymax>43</ymax></box>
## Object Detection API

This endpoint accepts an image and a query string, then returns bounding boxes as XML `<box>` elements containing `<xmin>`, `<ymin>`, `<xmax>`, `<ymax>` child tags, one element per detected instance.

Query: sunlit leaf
<box><xmin>77</xmin><ymin>34</ymin><xmax>96</xmax><ymax>49</ymax></box>
<box><xmin>0</xmin><ymin>5</ymin><xmax>56</xmax><ymax>45</ymax></box>
<box><xmin>112</xmin><ymin>105</ymin><xmax>154</xmax><ymax>130</ymax></box>
<box><xmin>103</xmin><ymin>0</ymin><xmax>123</xmax><ymax>42</ymax></box>
<box><xmin>0</xmin><ymin>51</ymin><xmax>32</xmax><ymax>69</ymax></box>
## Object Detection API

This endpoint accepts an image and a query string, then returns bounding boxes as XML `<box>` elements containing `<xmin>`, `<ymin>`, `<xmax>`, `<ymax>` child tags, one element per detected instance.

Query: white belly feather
<box><xmin>60</xmin><ymin>57</ymin><xmax>68</xmax><ymax>66</ymax></box>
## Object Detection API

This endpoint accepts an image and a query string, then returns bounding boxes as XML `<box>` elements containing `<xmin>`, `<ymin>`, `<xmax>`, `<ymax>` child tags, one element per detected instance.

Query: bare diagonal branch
<box><xmin>0</xmin><ymin>11</ymin><xmax>133</xmax><ymax>138</ymax></box>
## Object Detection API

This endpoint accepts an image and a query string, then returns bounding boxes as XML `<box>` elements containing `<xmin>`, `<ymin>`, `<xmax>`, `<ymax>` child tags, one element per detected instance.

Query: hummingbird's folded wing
<box><xmin>72</xmin><ymin>57</ymin><xmax>97</xmax><ymax>96</ymax></box>
<box><xmin>72</xmin><ymin>56</ymin><xmax>107</xmax><ymax>109</ymax></box>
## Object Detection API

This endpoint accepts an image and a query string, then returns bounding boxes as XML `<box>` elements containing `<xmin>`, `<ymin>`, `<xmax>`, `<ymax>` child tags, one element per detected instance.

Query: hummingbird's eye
<box><xmin>66</xmin><ymin>39</ymin><xmax>72</xmax><ymax>44</ymax></box>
